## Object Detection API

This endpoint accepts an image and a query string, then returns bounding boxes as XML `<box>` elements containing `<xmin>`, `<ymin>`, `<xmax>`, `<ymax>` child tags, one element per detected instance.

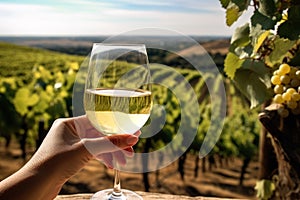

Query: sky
<box><xmin>0</xmin><ymin>0</ymin><xmax>252</xmax><ymax>36</ymax></box>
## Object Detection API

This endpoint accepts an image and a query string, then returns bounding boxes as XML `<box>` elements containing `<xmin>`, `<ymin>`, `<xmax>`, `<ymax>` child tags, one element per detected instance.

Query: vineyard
<box><xmin>0</xmin><ymin>41</ymin><xmax>262</xmax><ymax>198</ymax></box>
<box><xmin>1</xmin><ymin>0</ymin><xmax>300</xmax><ymax>199</ymax></box>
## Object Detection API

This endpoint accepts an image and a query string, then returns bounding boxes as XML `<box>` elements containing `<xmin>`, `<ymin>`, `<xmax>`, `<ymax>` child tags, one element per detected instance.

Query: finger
<box><xmin>81</xmin><ymin>134</ymin><xmax>138</xmax><ymax>156</ymax></box>
<box><xmin>122</xmin><ymin>147</ymin><xmax>134</xmax><ymax>157</ymax></box>
<box><xmin>108</xmin><ymin>134</ymin><xmax>139</xmax><ymax>148</ymax></box>
<box><xmin>113</xmin><ymin>151</ymin><xmax>126</xmax><ymax>166</ymax></box>
<box><xmin>97</xmin><ymin>148</ymin><xmax>134</xmax><ymax>168</ymax></box>
<box><xmin>134</xmin><ymin>130</ymin><xmax>142</xmax><ymax>137</ymax></box>
<box><xmin>96</xmin><ymin>153</ymin><xmax>113</xmax><ymax>169</ymax></box>
<box><xmin>73</xmin><ymin>115</ymin><xmax>105</xmax><ymax>138</ymax></box>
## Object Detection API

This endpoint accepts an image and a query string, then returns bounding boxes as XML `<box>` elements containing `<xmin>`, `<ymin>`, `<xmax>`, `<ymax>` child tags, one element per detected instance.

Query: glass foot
<box><xmin>91</xmin><ymin>189</ymin><xmax>143</xmax><ymax>200</ymax></box>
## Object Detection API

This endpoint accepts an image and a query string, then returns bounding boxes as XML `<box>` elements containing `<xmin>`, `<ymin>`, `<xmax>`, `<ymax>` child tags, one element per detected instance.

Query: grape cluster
<box><xmin>271</xmin><ymin>63</ymin><xmax>300</xmax><ymax>117</ymax></box>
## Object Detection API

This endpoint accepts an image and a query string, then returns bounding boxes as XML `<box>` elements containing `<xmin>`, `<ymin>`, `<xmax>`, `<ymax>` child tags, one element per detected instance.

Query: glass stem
<box><xmin>112</xmin><ymin>169</ymin><xmax>122</xmax><ymax>197</ymax></box>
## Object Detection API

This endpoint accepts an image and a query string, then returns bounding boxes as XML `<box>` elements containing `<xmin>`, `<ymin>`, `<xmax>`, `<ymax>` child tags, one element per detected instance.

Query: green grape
<box><xmin>296</xmin><ymin>70</ymin><xmax>300</xmax><ymax>79</ymax></box>
<box><xmin>280</xmin><ymin>75</ymin><xmax>291</xmax><ymax>85</ymax></box>
<box><xmin>291</xmin><ymin>103</ymin><xmax>300</xmax><ymax>115</ymax></box>
<box><xmin>283</xmin><ymin>85</ymin><xmax>291</xmax><ymax>92</ymax></box>
<box><xmin>282</xmin><ymin>92</ymin><xmax>292</xmax><ymax>101</ymax></box>
<box><xmin>273</xmin><ymin>70</ymin><xmax>279</xmax><ymax>75</ymax></box>
<box><xmin>278</xmin><ymin>107</ymin><xmax>289</xmax><ymax>118</ymax></box>
<box><xmin>291</xmin><ymin>108</ymin><xmax>300</xmax><ymax>115</ymax></box>
<box><xmin>278</xmin><ymin>63</ymin><xmax>291</xmax><ymax>75</ymax></box>
<box><xmin>271</xmin><ymin>75</ymin><xmax>281</xmax><ymax>85</ymax></box>
<box><xmin>287</xmin><ymin>100</ymin><xmax>298</xmax><ymax>109</ymax></box>
<box><xmin>274</xmin><ymin>85</ymin><xmax>284</xmax><ymax>94</ymax></box>
<box><xmin>292</xmin><ymin>93</ymin><xmax>300</xmax><ymax>101</ymax></box>
<box><xmin>290</xmin><ymin>78</ymin><xmax>300</xmax><ymax>87</ymax></box>
<box><xmin>289</xmin><ymin>67</ymin><xmax>297</xmax><ymax>78</ymax></box>
<box><xmin>273</xmin><ymin>94</ymin><xmax>284</xmax><ymax>104</ymax></box>
<box><xmin>286</xmin><ymin>88</ymin><xmax>296</xmax><ymax>95</ymax></box>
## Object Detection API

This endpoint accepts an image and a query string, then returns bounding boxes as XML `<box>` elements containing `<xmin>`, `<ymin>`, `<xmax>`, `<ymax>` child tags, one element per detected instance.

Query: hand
<box><xmin>0</xmin><ymin>115</ymin><xmax>140</xmax><ymax>200</ymax></box>
<box><xmin>33</xmin><ymin>115</ymin><xmax>141</xmax><ymax>176</ymax></box>
<box><xmin>73</xmin><ymin>115</ymin><xmax>141</xmax><ymax>169</ymax></box>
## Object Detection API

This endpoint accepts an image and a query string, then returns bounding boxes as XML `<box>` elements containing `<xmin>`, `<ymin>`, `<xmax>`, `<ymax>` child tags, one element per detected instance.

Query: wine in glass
<box><xmin>84</xmin><ymin>43</ymin><xmax>152</xmax><ymax>200</ymax></box>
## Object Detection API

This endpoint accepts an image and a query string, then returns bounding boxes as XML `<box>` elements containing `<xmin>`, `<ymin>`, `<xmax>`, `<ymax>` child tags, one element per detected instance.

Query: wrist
<box><xmin>0</xmin><ymin>159</ymin><xmax>64</xmax><ymax>200</ymax></box>
<box><xmin>21</xmin><ymin>155</ymin><xmax>66</xmax><ymax>199</ymax></box>
<box><xmin>27</xmin><ymin>140</ymin><xmax>93</xmax><ymax>186</ymax></box>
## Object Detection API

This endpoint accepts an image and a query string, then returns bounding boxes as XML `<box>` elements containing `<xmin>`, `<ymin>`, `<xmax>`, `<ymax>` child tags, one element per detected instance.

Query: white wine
<box><xmin>85</xmin><ymin>88</ymin><xmax>152</xmax><ymax>134</ymax></box>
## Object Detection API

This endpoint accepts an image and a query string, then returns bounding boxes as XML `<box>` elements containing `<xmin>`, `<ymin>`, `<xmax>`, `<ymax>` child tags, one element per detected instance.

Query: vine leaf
<box><xmin>222</xmin><ymin>0</ymin><xmax>250</xmax><ymax>27</ymax></box>
<box><xmin>258</xmin><ymin>0</ymin><xmax>276</xmax><ymax>17</ymax></box>
<box><xmin>34</xmin><ymin>90</ymin><xmax>52</xmax><ymax>112</ymax></box>
<box><xmin>255</xmin><ymin>179</ymin><xmax>275</xmax><ymax>200</ymax></box>
<box><xmin>251</xmin><ymin>10</ymin><xmax>277</xmax><ymax>30</ymax></box>
<box><xmin>241</xmin><ymin>59</ymin><xmax>271</xmax><ymax>79</ymax></box>
<box><xmin>0</xmin><ymin>94</ymin><xmax>21</xmax><ymax>133</ymax></box>
<box><xmin>234</xmin><ymin>67</ymin><xmax>272</xmax><ymax>108</ymax></box>
<box><xmin>232</xmin><ymin>0</ymin><xmax>250</xmax><ymax>11</ymax></box>
<box><xmin>230</xmin><ymin>23</ymin><xmax>250</xmax><ymax>50</ymax></box>
<box><xmin>278</xmin><ymin>21</ymin><xmax>300</xmax><ymax>40</ymax></box>
<box><xmin>289</xmin><ymin>48</ymin><xmax>300</xmax><ymax>66</ymax></box>
<box><xmin>226</xmin><ymin>58</ymin><xmax>272</xmax><ymax>108</ymax></box>
<box><xmin>219</xmin><ymin>0</ymin><xmax>230</xmax><ymax>9</ymax></box>
<box><xmin>226</xmin><ymin>4</ymin><xmax>240</xmax><ymax>26</ymax></box>
<box><xmin>277</xmin><ymin>5</ymin><xmax>300</xmax><ymax>40</ymax></box>
<box><xmin>224</xmin><ymin>52</ymin><xmax>244</xmax><ymax>79</ymax></box>
<box><xmin>253</xmin><ymin>30</ymin><xmax>270</xmax><ymax>53</ymax></box>
<box><xmin>265</xmin><ymin>37</ymin><xmax>296</xmax><ymax>67</ymax></box>
<box><xmin>13</xmin><ymin>88</ymin><xmax>39</xmax><ymax>116</ymax></box>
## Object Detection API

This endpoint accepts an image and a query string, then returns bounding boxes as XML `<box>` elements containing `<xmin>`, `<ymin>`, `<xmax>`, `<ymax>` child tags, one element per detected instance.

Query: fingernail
<box><xmin>127</xmin><ymin>135</ymin><xmax>138</xmax><ymax>145</ymax></box>
<box><xmin>107</xmin><ymin>164</ymin><xmax>113</xmax><ymax>169</ymax></box>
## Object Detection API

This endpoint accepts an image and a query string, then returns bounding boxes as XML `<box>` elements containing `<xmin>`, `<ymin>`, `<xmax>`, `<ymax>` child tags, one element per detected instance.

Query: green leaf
<box><xmin>277</xmin><ymin>6</ymin><xmax>300</xmax><ymax>40</ymax></box>
<box><xmin>277</xmin><ymin>21</ymin><xmax>300</xmax><ymax>40</ymax></box>
<box><xmin>265</xmin><ymin>37</ymin><xmax>296</xmax><ymax>67</ymax></box>
<box><xmin>288</xmin><ymin>5</ymin><xmax>300</xmax><ymax>21</ymax></box>
<box><xmin>255</xmin><ymin>179</ymin><xmax>275</xmax><ymax>200</ymax></box>
<box><xmin>46</xmin><ymin>99</ymin><xmax>67</xmax><ymax>118</ymax></box>
<box><xmin>34</xmin><ymin>90</ymin><xmax>52</xmax><ymax>113</ymax></box>
<box><xmin>242</xmin><ymin>59</ymin><xmax>271</xmax><ymax>80</ymax></box>
<box><xmin>224</xmin><ymin>52</ymin><xmax>244</xmax><ymax>79</ymax></box>
<box><xmin>258</xmin><ymin>0</ymin><xmax>276</xmax><ymax>17</ymax></box>
<box><xmin>219</xmin><ymin>0</ymin><xmax>230</xmax><ymax>8</ymax></box>
<box><xmin>226</xmin><ymin>4</ymin><xmax>240</xmax><ymax>26</ymax></box>
<box><xmin>250</xmin><ymin>23</ymin><xmax>266</xmax><ymax>41</ymax></box>
<box><xmin>0</xmin><ymin>94</ymin><xmax>21</xmax><ymax>133</ymax></box>
<box><xmin>229</xmin><ymin>23</ymin><xmax>252</xmax><ymax>58</ymax></box>
<box><xmin>253</xmin><ymin>30</ymin><xmax>270</xmax><ymax>53</ymax></box>
<box><xmin>232</xmin><ymin>0</ymin><xmax>250</xmax><ymax>11</ymax></box>
<box><xmin>233</xmin><ymin>67</ymin><xmax>272</xmax><ymax>108</ymax></box>
<box><xmin>13</xmin><ymin>88</ymin><xmax>39</xmax><ymax>116</ymax></box>
<box><xmin>289</xmin><ymin>50</ymin><xmax>300</xmax><ymax>66</ymax></box>
<box><xmin>251</xmin><ymin>10</ymin><xmax>277</xmax><ymax>30</ymax></box>
<box><xmin>230</xmin><ymin>23</ymin><xmax>251</xmax><ymax>49</ymax></box>
<box><xmin>34</xmin><ymin>100</ymin><xmax>49</xmax><ymax>113</ymax></box>
<box><xmin>230</xmin><ymin>60</ymin><xmax>272</xmax><ymax>108</ymax></box>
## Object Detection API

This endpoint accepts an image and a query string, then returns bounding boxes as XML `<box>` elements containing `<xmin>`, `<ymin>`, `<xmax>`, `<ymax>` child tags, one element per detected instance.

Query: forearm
<box><xmin>0</xmin><ymin>146</ymin><xmax>84</xmax><ymax>200</ymax></box>
<box><xmin>0</xmin><ymin>149</ymin><xmax>90</xmax><ymax>200</ymax></box>
<box><xmin>0</xmin><ymin>163</ymin><xmax>64</xmax><ymax>200</ymax></box>
<box><xmin>0</xmin><ymin>116</ymin><xmax>139</xmax><ymax>200</ymax></box>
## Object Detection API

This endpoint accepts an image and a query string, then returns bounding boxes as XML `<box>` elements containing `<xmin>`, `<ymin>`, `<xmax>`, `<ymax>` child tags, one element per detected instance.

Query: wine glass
<box><xmin>84</xmin><ymin>43</ymin><xmax>152</xmax><ymax>200</ymax></box>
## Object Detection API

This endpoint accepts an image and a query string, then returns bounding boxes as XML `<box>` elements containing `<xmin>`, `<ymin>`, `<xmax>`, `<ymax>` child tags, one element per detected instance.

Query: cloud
<box><xmin>0</xmin><ymin>1</ymin><xmax>251</xmax><ymax>36</ymax></box>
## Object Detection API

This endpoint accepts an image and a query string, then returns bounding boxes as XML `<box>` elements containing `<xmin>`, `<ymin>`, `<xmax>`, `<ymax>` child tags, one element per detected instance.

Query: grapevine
<box><xmin>220</xmin><ymin>0</ymin><xmax>300</xmax><ymax>199</ymax></box>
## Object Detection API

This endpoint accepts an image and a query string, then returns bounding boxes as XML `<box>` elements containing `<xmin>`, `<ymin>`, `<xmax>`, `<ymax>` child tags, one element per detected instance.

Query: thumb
<box><xmin>81</xmin><ymin>134</ymin><xmax>138</xmax><ymax>156</ymax></box>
